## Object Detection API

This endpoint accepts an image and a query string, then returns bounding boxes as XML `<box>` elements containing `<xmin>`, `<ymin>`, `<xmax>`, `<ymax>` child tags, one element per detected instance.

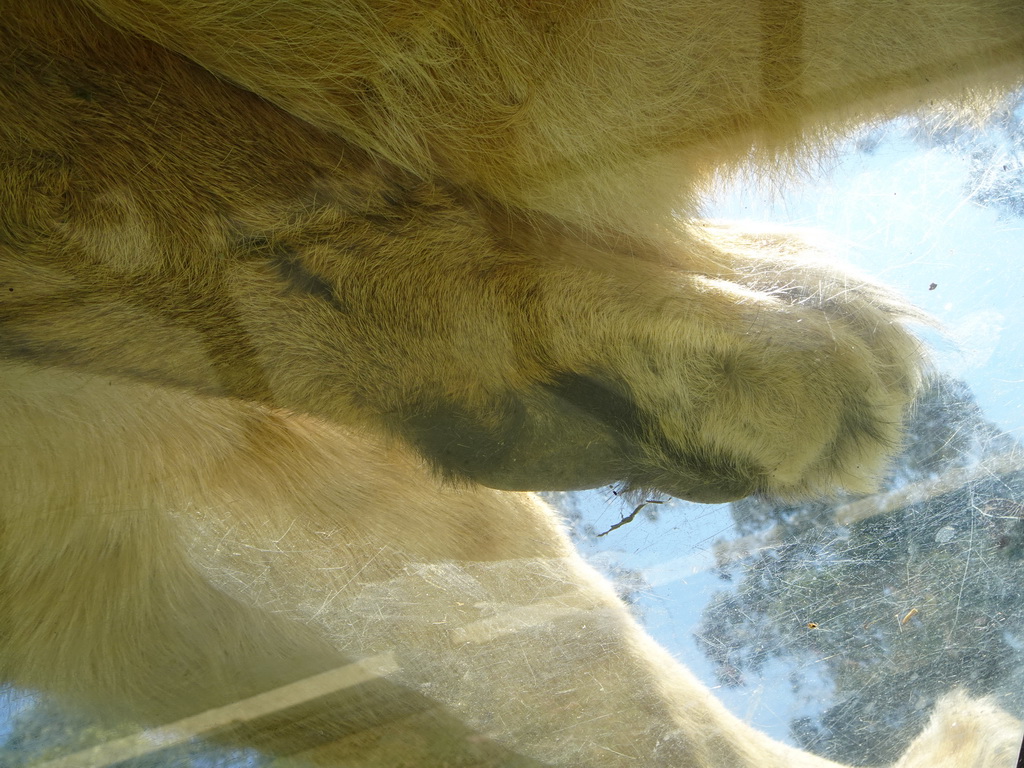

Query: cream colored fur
<box><xmin>0</xmin><ymin>0</ymin><xmax>1022</xmax><ymax>765</ymax></box>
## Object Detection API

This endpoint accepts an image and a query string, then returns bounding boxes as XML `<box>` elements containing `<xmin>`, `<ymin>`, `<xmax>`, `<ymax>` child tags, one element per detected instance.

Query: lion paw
<box><xmin>532</xmin><ymin>224</ymin><xmax>926</xmax><ymax>502</ymax></box>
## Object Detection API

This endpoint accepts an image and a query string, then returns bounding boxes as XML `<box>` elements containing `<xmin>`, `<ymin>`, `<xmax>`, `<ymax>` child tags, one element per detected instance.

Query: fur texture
<box><xmin>0</xmin><ymin>0</ymin><xmax>1022</xmax><ymax>765</ymax></box>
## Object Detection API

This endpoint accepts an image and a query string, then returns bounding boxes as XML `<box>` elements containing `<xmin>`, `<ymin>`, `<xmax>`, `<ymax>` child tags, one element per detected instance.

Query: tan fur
<box><xmin>1</xmin><ymin>0</ymin><xmax>1022</xmax><ymax>765</ymax></box>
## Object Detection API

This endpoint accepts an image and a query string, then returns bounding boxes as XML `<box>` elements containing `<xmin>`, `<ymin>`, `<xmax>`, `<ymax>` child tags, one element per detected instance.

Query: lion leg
<box><xmin>6</xmin><ymin>363</ymin><xmax>1018</xmax><ymax>767</ymax></box>
<box><xmin>79</xmin><ymin>0</ymin><xmax>1024</xmax><ymax>225</ymax></box>
<box><xmin>0</xmin><ymin>361</ymin><xmax>861</xmax><ymax>768</ymax></box>
<box><xmin>0</xmin><ymin>361</ymin><xmax>571</xmax><ymax>766</ymax></box>
<box><xmin>191</xmin><ymin>211</ymin><xmax>924</xmax><ymax>502</ymax></box>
